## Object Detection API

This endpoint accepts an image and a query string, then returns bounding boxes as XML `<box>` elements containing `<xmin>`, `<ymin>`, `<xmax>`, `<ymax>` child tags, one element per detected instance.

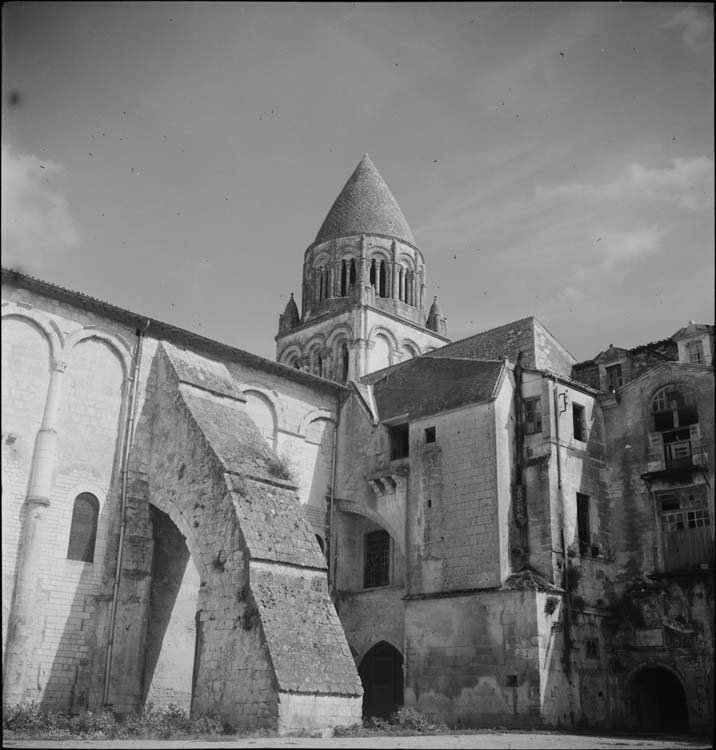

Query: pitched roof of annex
<box><xmin>367</xmin><ymin>356</ymin><xmax>505</xmax><ymax>421</ymax></box>
<box><xmin>314</xmin><ymin>154</ymin><xmax>416</xmax><ymax>247</ymax></box>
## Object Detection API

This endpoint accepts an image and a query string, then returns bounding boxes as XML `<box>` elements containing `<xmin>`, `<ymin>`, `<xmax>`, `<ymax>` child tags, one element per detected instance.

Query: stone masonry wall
<box><xmin>2</xmin><ymin>315</ymin><xmax>52</xmax><ymax>660</ymax></box>
<box><xmin>2</xmin><ymin>279</ymin><xmax>357</xmax><ymax>727</ymax></box>
<box><xmin>598</xmin><ymin>362</ymin><xmax>714</xmax><ymax>731</ymax></box>
<box><xmin>1</xmin><ymin>300</ymin><xmax>128</xmax><ymax>711</ymax></box>
<box><xmin>114</xmin><ymin>344</ymin><xmax>362</xmax><ymax>731</ymax></box>
<box><xmin>404</xmin><ymin>590</ymin><xmax>543</xmax><ymax>727</ymax></box>
<box><xmin>408</xmin><ymin>402</ymin><xmax>503</xmax><ymax>594</ymax></box>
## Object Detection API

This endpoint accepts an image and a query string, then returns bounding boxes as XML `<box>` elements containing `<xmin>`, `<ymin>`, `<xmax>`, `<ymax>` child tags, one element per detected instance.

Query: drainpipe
<box><xmin>512</xmin><ymin>352</ymin><xmax>528</xmax><ymax>564</ymax></box>
<box><xmin>3</xmin><ymin>354</ymin><xmax>68</xmax><ymax>707</ymax></box>
<box><xmin>328</xmin><ymin>395</ymin><xmax>341</xmax><ymax>600</ymax></box>
<box><xmin>552</xmin><ymin>379</ymin><xmax>572</xmax><ymax>680</ymax></box>
<box><xmin>102</xmin><ymin>320</ymin><xmax>149</xmax><ymax>707</ymax></box>
<box><xmin>552</xmin><ymin>377</ymin><xmax>577</xmax><ymax>727</ymax></box>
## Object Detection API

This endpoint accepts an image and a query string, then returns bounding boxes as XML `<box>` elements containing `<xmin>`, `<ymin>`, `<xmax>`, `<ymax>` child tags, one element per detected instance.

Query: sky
<box><xmin>1</xmin><ymin>1</ymin><xmax>714</xmax><ymax>363</ymax></box>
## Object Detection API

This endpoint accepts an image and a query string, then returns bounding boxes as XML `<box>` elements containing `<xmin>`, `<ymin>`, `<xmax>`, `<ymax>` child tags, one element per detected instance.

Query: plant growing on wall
<box><xmin>266</xmin><ymin>452</ymin><xmax>296</xmax><ymax>482</ymax></box>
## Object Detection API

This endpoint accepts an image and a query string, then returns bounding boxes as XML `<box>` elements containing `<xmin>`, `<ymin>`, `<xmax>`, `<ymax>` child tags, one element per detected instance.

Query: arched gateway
<box><xmin>358</xmin><ymin>641</ymin><xmax>404</xmax><ymax>719</ymax></box>
<box><xmin>630</xmin><ymin>665</ymin><xmax>689</xmax><ymax>732</ymax></box>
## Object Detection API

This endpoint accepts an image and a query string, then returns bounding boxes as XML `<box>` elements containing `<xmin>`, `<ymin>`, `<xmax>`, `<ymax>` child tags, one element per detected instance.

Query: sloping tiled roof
<box><xmin>371</xmin><ymin>357</ymin><xmax>504</xmax><ymax>421</ymax></box>
<box><xmin>314</xmin><ymin>154</ymin><xmax>416</xmax><ymax>246</ymax></box>
<box><xmin>1</xmin><ymin>268</ymin><xmax>346</xmax><ymax>393</ymax></box>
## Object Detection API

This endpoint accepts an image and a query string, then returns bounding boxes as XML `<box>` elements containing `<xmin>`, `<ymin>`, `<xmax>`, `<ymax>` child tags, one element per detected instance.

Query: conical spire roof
<box><xmin>315</xmin><ymin>155</ymin><xmax>416</xmax><ymax>246</ymax></box>
<box><xmin>283</xmin><ymin>292</ymin><xmax>299</xmax><ymax>319</ymax></box>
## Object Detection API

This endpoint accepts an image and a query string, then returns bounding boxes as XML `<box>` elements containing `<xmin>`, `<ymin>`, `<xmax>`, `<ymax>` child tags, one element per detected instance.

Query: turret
<box><xmin>277</xmin><ymin>293</ymin><xmax>300</xmax><ymax>336</ymax></box>
<box><xmin>426</xmin><ymin>296</ymin><xmax>448</xmax><ymax>336</ymax></box>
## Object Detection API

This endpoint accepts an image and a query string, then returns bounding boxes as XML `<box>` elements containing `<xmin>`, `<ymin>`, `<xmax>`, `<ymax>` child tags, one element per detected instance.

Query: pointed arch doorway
<box><xmin>358</xmin><ymin>641</ymin><xmax>403</xmax><ymax>719</ymax></box>
<box><xmin>630</xmin><ymin>665</ymin><xmax>689</xmax><ymax>732</ymax></box>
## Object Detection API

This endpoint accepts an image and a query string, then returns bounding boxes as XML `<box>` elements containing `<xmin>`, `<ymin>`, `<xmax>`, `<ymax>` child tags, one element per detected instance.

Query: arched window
<box><xmin>67</xmin><ymin>492</ymin><xmax>99</xmax><ymax>562</ymax></box>
<box><xmin>369</xmin><ymin>260</ymin><xmax>376</xmax><ymax>288</ymax></box>
<box><xmin>341</xmin><ymin>342</ymin><xmax>350</xmax><ymax>382</ymax></box>
<box><xmin>340</xmin><ymin>260</ymin><xmax>348</xmax><ymax>296</ymax></box>
<box><xmin>379</xmin><ymin>261</ymin><xmax>387</xmax><ymax>298</ymax></box>
<box><xmin>321</xmin><ymin>267</ymin><xmax>329</xmax><ymax>300</ymax></box>
<box><xmin>350</xmin><ymin>259</ymin><xmax>356</xmax><ymax>286</ymax></box>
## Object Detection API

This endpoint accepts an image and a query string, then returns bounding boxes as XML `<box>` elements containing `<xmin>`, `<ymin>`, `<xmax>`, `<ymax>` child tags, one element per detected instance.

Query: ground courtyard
<box><xmin>3</xmin><ymin>730</ymin><xmax>713</xmax><ymax>750</ymax></box>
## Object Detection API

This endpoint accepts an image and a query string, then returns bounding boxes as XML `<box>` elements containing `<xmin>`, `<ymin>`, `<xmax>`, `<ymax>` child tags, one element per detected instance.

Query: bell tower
<box><xmin>276</xmin><ymin>155</ymin><xmax>448</xmax><ymax>381</ymax></box>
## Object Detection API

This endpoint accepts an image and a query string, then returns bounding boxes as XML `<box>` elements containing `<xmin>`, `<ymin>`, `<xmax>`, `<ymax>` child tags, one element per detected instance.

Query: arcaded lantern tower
<box><xmin>276</xmin><ymin>155</ymin><xmax>449</xmax><ymax>381</ymax></box>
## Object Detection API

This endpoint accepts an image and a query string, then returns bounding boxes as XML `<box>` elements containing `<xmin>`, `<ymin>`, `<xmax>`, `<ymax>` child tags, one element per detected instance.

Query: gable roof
<box><xmin>370</xmin><ymin>357</ymin><xmax>505</xmax><ymax>421</ymax></box>
<box><xmin>314</xmin><ymin>154</ymin><xmax>416</xmax><ymax>246</ymax></box>
<box><xmin>426</xmin><ymin>316</ymin><xmax>575</xmax><ymax>377</ymax></box>
<box><xmin>671</xmin><ymin>321</ymin><xmax>714</xmax><ymax>340</ymax></box>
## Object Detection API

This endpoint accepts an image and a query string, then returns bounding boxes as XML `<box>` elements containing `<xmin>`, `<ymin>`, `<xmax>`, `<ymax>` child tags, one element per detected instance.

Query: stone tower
<box><xmin>276</xmin><ymin>155</ymin><xmax>449</xmax><ymax>381</ymax></box>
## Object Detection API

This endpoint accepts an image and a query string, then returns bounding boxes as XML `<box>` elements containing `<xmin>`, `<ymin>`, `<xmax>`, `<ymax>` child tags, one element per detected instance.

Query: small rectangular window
<box><xmin>606</xmin><ymin>364</ymin><xmax>623</xmax><ymax>391</ymax></box>
<box><xmin>389</xmin><ymin>423</ymin><xmax>409</xmax><ymax>459</ymax></box>
<box><xmin>585</xmin><ymin>638</ymin><xmax>600</xmax><ymax>659</ymax></box>
<box><xmin>364</xmin><ymin>530</ymin><xmax>390</xmax><ymax>588</ymax></box>
<box><xmin>425</xmin><ymin>426</ymin><xmax>436</xmax><ymax>443</ymax></box>
<box><xmin>577</xmin><ymin>492</ymin><xmax>590</xmax><ymax>555</ymax></box>
<box><xmin>573</xmin><ymin>403</ymin><xmax>586</xmax><ymax>442</ymax></box>
<box><xmin>524</xmin><ymin>397</ymin><xmax>542</xmax><ymax>434</ymax></box>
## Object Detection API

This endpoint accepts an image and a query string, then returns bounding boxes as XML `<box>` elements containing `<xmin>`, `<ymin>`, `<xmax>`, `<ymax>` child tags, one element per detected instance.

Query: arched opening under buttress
<box><xmin>141</xmin><ymin>505</ymin><xmax>201</xmax><ymax>713</ymax></box>
<box><xmin>630</xmin><ymin>666</ymin><xmax>689</xmax><ymax>732</ymax></box>
<box><xmin>358</xmin><ymin>641</ymin><xmax>403</xmax><ymax>719</ymax></box>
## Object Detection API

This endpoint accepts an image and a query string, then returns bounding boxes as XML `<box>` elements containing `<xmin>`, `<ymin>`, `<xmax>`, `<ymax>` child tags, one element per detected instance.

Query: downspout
<box><xmin>328</xmin><ymin>393</ymin><xmax>341</xmax><ymax>600</ymax></box>
<box><xmin>102</xmin><ymin>319</ymin><xmax>150</xmax><ymax>707</ymax></box>
<box><xmin>512</xmin><ymin>352</ymin><xmax>528</xmax><ymax>565</ymax></box>
<box><xmin>552</xmin><ymin>378</ymin><xmax>573</xmax><ymax>692</ymax></box>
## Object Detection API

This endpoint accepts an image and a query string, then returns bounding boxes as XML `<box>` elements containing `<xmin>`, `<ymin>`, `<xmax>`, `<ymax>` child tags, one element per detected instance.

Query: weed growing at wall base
<box><xmin>2</xmin><ymin>701</ymin><xmax>224</xmax><ymax>740</ymax></box>
<box><xmin>334</xmin><ymin>705</ymin><xmax>449</xmax><ymax>736</ymax></box>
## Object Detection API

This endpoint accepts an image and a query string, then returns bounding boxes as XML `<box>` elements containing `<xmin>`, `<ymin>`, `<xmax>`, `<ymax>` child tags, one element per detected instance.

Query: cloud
<box><xmin>593</xmin><ymin>225</ymin><xmax>663</xmax><ymax>272</ymax></box>
<box><xmin>663</xmin><ymin>5</ymin><xmax>714</xmax><ymax>58</ymax></box>
<box><xmin>1</xmin><ymin>144</ymin><xmax>80</xmax><ymax>270</ymax></box>
<box><xmin>535</xmin><ymin>156</ymin><xmax>714</xmax><ymax>211</ymax></box>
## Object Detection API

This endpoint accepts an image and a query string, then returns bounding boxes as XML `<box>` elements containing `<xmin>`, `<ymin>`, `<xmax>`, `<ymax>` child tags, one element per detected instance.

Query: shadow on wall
<box><xmin>141</xmin><ymin>506</ymin><xmax>199</xmax><ymax>710</ymax></box>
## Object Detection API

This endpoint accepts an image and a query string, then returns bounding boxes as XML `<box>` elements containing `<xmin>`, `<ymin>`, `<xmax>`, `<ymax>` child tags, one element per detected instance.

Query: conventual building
<box><xmin>2</xmin><ymin>156</ymin><xmax>713</xmax><ymax>735</ymax></box>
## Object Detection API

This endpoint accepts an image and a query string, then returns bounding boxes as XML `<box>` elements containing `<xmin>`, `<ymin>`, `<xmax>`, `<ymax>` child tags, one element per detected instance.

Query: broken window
<box><xmin>364</xmin><ymin>530</ymin><xmax>390</xmax><ymax>588</ymax></box>
<box><xmin>585</xmin><ymin>638</ymin><xmax>600</xmax><ymax>659</ymax></box>
<box><xmin>687</xmin><ymin>339</ymin><xmax>704</xmax><ymax>364</ymax></box>
<box><xmin>576</xmin><ymin>493</ymin><xmax>591</xmax><ymax>555</ymax></box>
<box><xmin>389</xmin><ymin>423</ymin><xmax>409</xmax><ymax>460</ymax></box>
<box><xmin>657</xmin><ymin>486</ymin><xmax>712</xmax><ymax>571</ymax></box>
<box><xmin>652</xmin><ymin>385</ymin><xmax>698</xmax><ymax>468</ymax></box>
<box><xmin>67</xmin><ymin>492</ymin><xmax>99</xmax><ymax>563</ymax></box>
<box><xmin>524</xmin><ymin>397</ymin><xmax>542</xmax><ymax>434</ymax></box>
<box><xmin>606</xmin><ymin>364</ymin><xmax>623</xmax><ymax>391</ymax></box>
<box><xmin>572</xmin><ymin>403</ymin><xmax>586</xmax><ymax>442</ymax></box>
